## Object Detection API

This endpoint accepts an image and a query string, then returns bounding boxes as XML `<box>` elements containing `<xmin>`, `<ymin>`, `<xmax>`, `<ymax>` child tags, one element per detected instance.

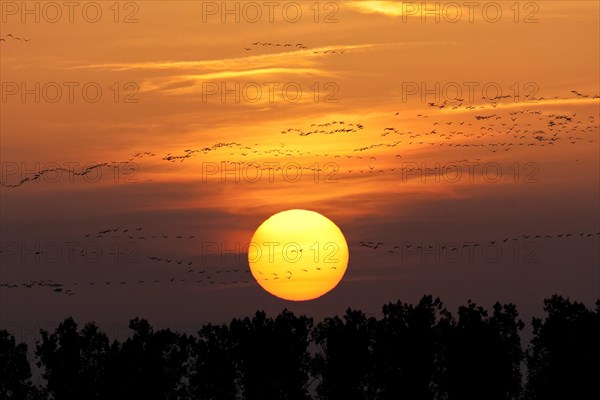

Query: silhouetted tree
<box><xmin>312</xmin><ymin>309</ymin><xmax>375</xmax><ymax>399</ymax></box>
<box><xmin>35</xmin><ymin>318</ymin><xmax>114</xmax><ymax>400</ymax></box>
<box><xmin>0</xmin><ymin>330</ymin><xmax>35</xmax><ymax>399</ymax></box>
<box><xmin>188</xmin><ymin>323</ymin><xmax>237</xmax><ymax>399</ymax></box>
<box><xmin>230</xmin><ymin>310</ymin><xmax>313</xmax><ymax>400</ymax></box>
<box><xmin>525</xmin><ymin>295</ymin><xmax>600</xmax><ymax>399</ymax></box>
<box><xmin>490</xmin><ymin>302</ymin><xmax>526</xmax><ymax>397</ymax></box>
<box><xmin>111</xmin><ymin>318</ymin><xmax>190</xmax><ymax>400</ymax></box>
<box><xmin>371</xmin><ymin>295</ymin><xmax>452</xmax><ymax>400</ymax></box>
<box><xmin>8</xmin><ymin>295</ymin><xmax>599</xmax><ymax>399</ymax></box>
<box><xmin>439</xmin><ymin>300</ymin><xmax>524</xmax><ymax>400</ymax></box>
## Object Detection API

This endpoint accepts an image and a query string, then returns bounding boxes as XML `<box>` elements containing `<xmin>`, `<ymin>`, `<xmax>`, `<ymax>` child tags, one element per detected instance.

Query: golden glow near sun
<box><xmin>248</xmin><ymin>209</ymin><xmax>349</xmax><ymax>301</ymax></box>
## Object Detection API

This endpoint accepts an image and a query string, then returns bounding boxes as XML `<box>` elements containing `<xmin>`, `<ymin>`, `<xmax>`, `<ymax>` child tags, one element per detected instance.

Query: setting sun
<box><xmin>248</xmin><ymin>209</ymin><xmax>349</xmax><ymax>301</ymax></box>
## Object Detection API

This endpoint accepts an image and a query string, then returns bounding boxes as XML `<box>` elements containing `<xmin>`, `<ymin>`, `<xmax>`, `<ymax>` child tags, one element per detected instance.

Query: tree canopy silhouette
<box><xmin>35</xmin><ymin>317</ymin><xmax>113</xmax><ymax>400</ymax></box>
<box><xmin>188</xmin><ymin>322</ymin><xmax>237</xmax><ymax>399</ymax></box>
<box><xmin>439</xmin><ymin>300</ymin><xmax>524</xmax><ymax>400</ymax></box>
<box><xmin>1</xmin><ymin>294</ymin><xmax>598</xmax><ymax>399</ymax></box>
<box><xmin>312</xmin><ymin>308</ymin><xmax>375</xmax><ymax>399</ymax></box>
<box><xmin>370</xmin><ymin>295</ymin><xmax>451</xmax><ymax>400</ymax></box>
<box><xmin>525</xmin><ymin>295</ymin><xmax>600</xmax><ymax>400</ymax></box>
<box><xmin>0</xmin><ymin>330</ymin><xmax>35</xmax><ymax>400</ymax></box>
<box><xmin>230</xmin><ymin>310</ymin><xmax>313</xmax><ymax>400</ymax></box>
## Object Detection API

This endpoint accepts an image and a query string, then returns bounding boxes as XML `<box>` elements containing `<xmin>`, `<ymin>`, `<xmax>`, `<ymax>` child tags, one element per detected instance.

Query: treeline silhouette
<box><xmin>1</xmin><ymin>294</ymin><xmax>598</xmax><ymax>399</ymax></box>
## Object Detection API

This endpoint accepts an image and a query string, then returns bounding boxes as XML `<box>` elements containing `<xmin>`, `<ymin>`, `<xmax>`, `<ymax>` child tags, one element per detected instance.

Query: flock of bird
<box><xmin>571</xmin><ymin>90</ymin><xmax>599</xmax><ymax>99</ymax></box>
<box><xmin>359</xmin><ymin>231</ymin><xmax>600</xmax><ymax>253</ymax></box>
<box><xmin>0</xmin><ymin>143</ymin><xmax>235</xmax><ymax>187</ymax></box>
<box><xmin>162</xmin><ymin>142</ymin><xmax>241</xmax><ymax>162</ymax></box>
<box><xmin>243</xmin><ymin>41</ymin><xmax>348</xmax><ymax>55</ymax></box>
<box><xmin>0</xmin><ymin>269</ymin><xmax>331</xmax><ymax>296</ymax></box>
<box><xmin>2</xmin><ymin>226</ymin><xmax>598</xmax><ymax>296</ymax></box>
<box><xmin>3</xmin><ymin>90</ymin><xmax>597</xmax><ymax>188</ymax></box>
<box><xmin>3</xmin><ymin>230</ymin><xmax>598</xmax><ymax>296</ymax></box>
<box><xmin>0</xmin><ymin>33</ymin><xmax>29</xmax><ymax>43</ymax></box>
<box><xmin>346</xmin><ymin>108</ymin><xmax>597</xmax><ymax>158</ymax></box>
<box><xmin>282</xmin><ymin>121</ymin><xmax>364</xmax><ymax>136</ymax></box>
<box><xmin>0</xmin><ymin>275</ymin><xmax>251</xmax><ymax>296</ymax></box>
<box><xmin>85</xmin><ymin>227</ymin><xmax>197</xmax><ymax>241</ymax></box>
<box><xmin>2</xmin><ymin>90</ymin><xmax>598</xmax><ymax>294</ymax></box>
<box><xmin>312</xmin><ymin>49</ymin><xmax>347</xmax><ymax>55</ymax></box>
<box><xmin>2</xmin><ymin>20</ymin><xmax>597</xmax><ymax>304</ymax></box>
<box><xmin>0</xmin><ymin>255</ymin><xmax>342</xmax><ymax>296</ymax></box>
<box><xmin>245</xmin><ymin>41</ymin><xmax>308</xmax><ymax>51</ymax></box>
<box><xmin>0</xmin><ymin>162</ymin><xmax>136</xmax><ymax>188</ymax></box>
<box><xmin>0</xmin><ymin>280</ymin><xmax>73</xmax><ymax>296</ymax></box>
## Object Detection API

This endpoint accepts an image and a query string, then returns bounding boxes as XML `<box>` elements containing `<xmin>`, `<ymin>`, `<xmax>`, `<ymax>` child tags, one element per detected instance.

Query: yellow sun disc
<box><xmin>248</xmin><ymin>209</ymin><xmax>349</xmax><ymax>301</ymax></box>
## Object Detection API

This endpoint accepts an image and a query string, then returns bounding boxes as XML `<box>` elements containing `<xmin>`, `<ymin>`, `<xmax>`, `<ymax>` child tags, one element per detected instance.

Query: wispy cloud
<box><xmin>347</xmin><ymin>1</ymin><xmax>425</xmax><ymax>17</ymax></box>
<box><xmin>440</xmin><ymin>97</ymin><xmax>600</xmax><ymax>114</ymax></box>
<box><xmin>68</xmin><ymin>44</ymin><xmax>376</xmax><ymax>72</ymax></box>
<box><xmin>348</xmin><ymin>0</ymin><xmax>600</xmax><ymax>20</ymax></box>
<box><xmin>140</xmin><ymin>67</ymin><xmax>333</xmax><ymax>96</ymax></box>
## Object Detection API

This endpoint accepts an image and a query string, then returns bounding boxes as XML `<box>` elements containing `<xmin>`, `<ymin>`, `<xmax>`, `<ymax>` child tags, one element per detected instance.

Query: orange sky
<box><xmin>1</xmin><ymin>1</ymin><xmax>599</xmax><ymax>333</ymax></box>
